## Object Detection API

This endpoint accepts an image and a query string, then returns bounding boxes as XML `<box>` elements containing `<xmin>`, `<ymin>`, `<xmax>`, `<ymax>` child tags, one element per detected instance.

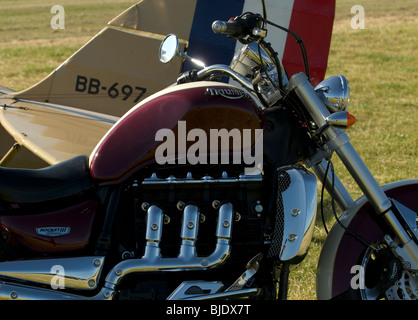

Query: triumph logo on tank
<box><xmin>36</xmin><ymin>226</ymin><xmax>71</xmax><ymax>237</ymax></box>
<box><xmin>205</xmin><ymin>88</ymin><xmax>252</xmax><ymax>100</ymax></box>
<box><xmin>155</xmin><ymin>121</ymin><xmax>263</xmax><ymax>175</ymax></box>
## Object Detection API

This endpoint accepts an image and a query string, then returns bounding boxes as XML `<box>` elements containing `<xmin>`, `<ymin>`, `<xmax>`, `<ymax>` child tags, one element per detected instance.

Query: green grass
<box><xmin>0</xmin><ymin>0</ymin><xmax>134</xmax><ymax>41</ymax></box>
<box><xmin>0</xmin><ymin>0</ymin><xmax>417</xmax><ymax>300</ymax></box>
<box><xmin>0</xmin><ymin>0</ymin><xmax>133</xmax><ymax>90</ymax></box>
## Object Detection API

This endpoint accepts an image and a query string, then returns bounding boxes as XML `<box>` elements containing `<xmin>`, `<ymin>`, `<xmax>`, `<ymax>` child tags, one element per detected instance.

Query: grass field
<box><xmin>0</xmin><ymin>0</ymin><xmax>417</xmax><ymax>300</ymax></box>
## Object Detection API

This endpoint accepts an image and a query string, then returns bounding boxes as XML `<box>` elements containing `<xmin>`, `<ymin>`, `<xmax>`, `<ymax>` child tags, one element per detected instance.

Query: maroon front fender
<box><xmin>317</xmin><ymin>179</ymin><xmax>418</xmax><ymax>299</ymax></box>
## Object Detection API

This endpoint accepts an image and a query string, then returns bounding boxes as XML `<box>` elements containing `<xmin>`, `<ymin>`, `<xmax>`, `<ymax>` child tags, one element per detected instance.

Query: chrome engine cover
<box><xmin>268</xmin><ymin>166</ymin><xmax>318</xmax><ymax>263</ymax></box>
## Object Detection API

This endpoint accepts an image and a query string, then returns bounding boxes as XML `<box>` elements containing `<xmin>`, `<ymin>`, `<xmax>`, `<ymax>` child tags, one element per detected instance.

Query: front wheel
<box><xmin>316</xmin><ymin>179</ymin><xmax>418</xmax><ymax>300</ymax></box>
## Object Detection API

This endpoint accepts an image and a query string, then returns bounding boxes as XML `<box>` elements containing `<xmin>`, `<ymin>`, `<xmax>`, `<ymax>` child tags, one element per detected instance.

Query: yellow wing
<box><xmin>0</xmin><ymin>92</ymin><xmax>117</xmax><ymax>168</ymax></box>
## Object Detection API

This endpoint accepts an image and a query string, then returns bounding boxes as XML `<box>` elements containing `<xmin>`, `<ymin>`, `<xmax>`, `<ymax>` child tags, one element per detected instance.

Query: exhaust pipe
<box><xmin>179</xmin><ymin>204</ymin><xmax>200</xmax><ymax>260</ymax></box>
<box><xmin>0</xmin><ymin>203</ymin><xmax>234</xmax><ymax>300</ymax></box>
<box><xmin>103</xmin><ymin>202</ymin><xmax>234</xmax><ymax>290</ymax></box>
<box><xmin>0</xmin><ymin>256</ymin><xmax>104</xmax><ymax>290</ymax></box>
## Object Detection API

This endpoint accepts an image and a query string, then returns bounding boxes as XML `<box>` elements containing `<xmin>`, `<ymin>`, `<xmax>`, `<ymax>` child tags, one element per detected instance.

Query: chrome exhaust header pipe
<box><xmin>103</xmin><ymin>202</ymin><xmax>234</xmax><ymax>290</ymax></box>
<box><xmin>0</xmin><ymin>203</ymin><xmax>234</xmax><ymax>300</ymax></box>
<box><xmin>179</xmin><ymin>204</ymin><xmax>200</xmax><ymax>260</ymax></box>
<box><xmin>143</xmin><ymin>205</ymin><xmax>164</xmax><ymax>260</ymax></box>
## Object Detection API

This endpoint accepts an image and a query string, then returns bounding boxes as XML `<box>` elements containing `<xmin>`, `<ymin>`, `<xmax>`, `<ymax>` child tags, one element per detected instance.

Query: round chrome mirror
<box><xmin>159</xmin><ymin>34</ymin><xmax>179</xmax><ymax>64</ymax></box>
<box><xmin>315</xmin><ymin>75</ymin><xmax>350</xmax><ymax>112</ymax></box>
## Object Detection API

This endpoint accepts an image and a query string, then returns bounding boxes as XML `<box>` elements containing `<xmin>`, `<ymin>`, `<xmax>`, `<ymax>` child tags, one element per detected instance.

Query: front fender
<box><xmin>316</xmin><ymin>179</ymin><xmax>418</xmax><ymax>300</ymax></box>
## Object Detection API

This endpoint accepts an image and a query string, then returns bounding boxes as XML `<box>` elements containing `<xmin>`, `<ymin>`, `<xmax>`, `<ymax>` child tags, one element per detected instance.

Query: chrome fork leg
<box><xmin>312</xmin><ymin>158</ymin><xmax>354</xmax><ymax>211</ymax></box>
<box><xmin>332</xmin><ymin>130</ymin><xmax>412</xmax><ymax>244</ymax></box>
<box><xmin>289</xmin><ymin>73</ymin><xmax>417</xmax><ymax>270</ymax></box>
<box><xmin>334</xmin><ymin>133</ymin><xmax>418</xmax><ymax>270</ymax></box>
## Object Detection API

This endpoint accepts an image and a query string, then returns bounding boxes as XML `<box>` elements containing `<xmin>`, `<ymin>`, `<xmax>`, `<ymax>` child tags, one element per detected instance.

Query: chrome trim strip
<box><xmin>0</xmin><ymin>281</ymin><xmax>86</xmax><ymax>300</ymax></box>
<box><xmin>0</xmin><ymin>257</ymin><xmax>104</xmax><ymax>290</ymax></box>
<box><xmin>0</xmin><ymin>280</ymin><xmax>260</xmax><ymax>301</ymax></box>
<box><xmin>182</xmin><ymin>288</ymin><xmax>261</xmax><ymax>300</ymax></box>
<box><xmin>0</xmin><ymin>281</ymin><xmax>115</xmax><ymax>300</ymax></box>
<box><xmin>142</xmin><ymin>172</ymin><xmax>262</xmax><ymax>185</ymax></box>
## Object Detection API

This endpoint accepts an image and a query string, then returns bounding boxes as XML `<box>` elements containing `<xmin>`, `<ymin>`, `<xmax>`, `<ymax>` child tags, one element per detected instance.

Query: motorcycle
<box><xmin>0</xmin><ymin>5</ymin><xmax>416</xmax><ymax>301</ymax></box>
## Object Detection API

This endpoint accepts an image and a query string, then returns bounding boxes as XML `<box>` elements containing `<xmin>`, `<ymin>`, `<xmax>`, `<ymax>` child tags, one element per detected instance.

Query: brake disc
<box><xmin>359</xmin><ymin>244</ymin><xmax>417</xmax><ymax>300</ymax></box>
<box><xmin>385</xmin><ymin>269</ymin><xmax>418</xmax><ymax>300</ymax></box>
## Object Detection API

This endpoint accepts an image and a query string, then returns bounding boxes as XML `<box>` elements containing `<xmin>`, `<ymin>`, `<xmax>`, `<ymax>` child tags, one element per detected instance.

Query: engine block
<box><xmin>109</xmin><ymin>171</ymin><xmax>277</xmax><ymax>299</ymax></box>
<box><xmin>132</xmin><ymin>171</ymin><xmax>267</xmax><ymax>265</ymax></box>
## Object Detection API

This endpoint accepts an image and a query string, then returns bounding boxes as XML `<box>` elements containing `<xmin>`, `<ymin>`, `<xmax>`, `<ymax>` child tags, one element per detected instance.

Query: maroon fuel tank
<box><xmin>90</xmin><ymin>82</ymin><xmax>264</xmax><ymax>184</ymax></box>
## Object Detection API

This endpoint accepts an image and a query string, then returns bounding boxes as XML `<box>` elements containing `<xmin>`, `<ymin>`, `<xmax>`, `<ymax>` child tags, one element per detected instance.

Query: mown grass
<box><xmin>0</xmin><ymin>0</ymin><xmax>134</xmax><ymax>41</ymax></box>
<box><xmin>0</xmin><ymin>0</ymin><xmax>133</xmax><ymax>90</ymax></box>
<box><xmin>0</xmin><ymin>0</ymin><xmax>416</xmax><ymax>300</ymax></box>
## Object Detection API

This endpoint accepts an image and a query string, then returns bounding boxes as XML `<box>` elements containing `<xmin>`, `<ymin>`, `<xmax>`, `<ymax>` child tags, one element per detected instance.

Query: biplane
<box><xmin>0</xmin><ymin>0</ymin><xmax>335</xmax><ymax>169</ymax></box>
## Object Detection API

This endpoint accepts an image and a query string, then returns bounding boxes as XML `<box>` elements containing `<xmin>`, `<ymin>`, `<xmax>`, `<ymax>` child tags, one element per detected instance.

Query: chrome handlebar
<box><xmin>196</xmin><ymin>64</ymin><xmax>255</xmax><ymax>93</ymax></box>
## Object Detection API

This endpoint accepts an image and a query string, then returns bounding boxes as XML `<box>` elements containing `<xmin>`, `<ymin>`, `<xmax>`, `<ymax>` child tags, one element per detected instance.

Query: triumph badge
<box><xmin>206</xmin><ymin>88</ymin><xmax>251</xmax><ymax>100</ymax></box>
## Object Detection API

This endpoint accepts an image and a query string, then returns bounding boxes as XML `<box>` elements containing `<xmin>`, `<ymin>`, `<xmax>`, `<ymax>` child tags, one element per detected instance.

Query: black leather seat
<box><xmin>0</xmin><ymin>155</ymin><xmax>93</xmax><ymax>204</ymax></box>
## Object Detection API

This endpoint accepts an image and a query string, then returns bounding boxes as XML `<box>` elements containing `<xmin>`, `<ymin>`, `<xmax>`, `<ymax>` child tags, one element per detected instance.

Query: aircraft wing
<box><xmin>0</xmin><ymin>95</ymin><xmax>117</xmax><ymax>166</ymax></box>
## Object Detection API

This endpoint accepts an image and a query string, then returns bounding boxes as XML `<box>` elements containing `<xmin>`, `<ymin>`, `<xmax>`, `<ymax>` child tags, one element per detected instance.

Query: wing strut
<box><xmin>0</xmin><ymin>143</ymin><xmax>22</xmax><ymax>167</ymax></box>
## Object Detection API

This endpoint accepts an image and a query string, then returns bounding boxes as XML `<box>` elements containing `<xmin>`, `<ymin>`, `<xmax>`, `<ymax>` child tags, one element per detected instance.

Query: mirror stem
<box><xmin>178</xmin><ymin>51</ymin><xmax>206</xmax><ymax>69</ymax></box>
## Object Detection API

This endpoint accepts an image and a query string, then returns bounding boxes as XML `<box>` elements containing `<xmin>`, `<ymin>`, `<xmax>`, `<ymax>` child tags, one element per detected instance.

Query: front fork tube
<box><xmin>312</xmin><ymin>158</ymin><xmax>354</xmax><ymax>212</ymax></box>
<box><xmin>289</xmin><ymin>73</ymin><xmax>418</xmax><ymax>269</ymax></box>
<box><xmin>332</xmin><ymin>131</ymin><xmax>411</xmax><ymax>243</ymax></box>
<box><xmin>311</xmin><ymin>138</ymin><xmax>409</xmax><ymax>245</ymax></box>
<box><xmin>328</xmin><ymin>130</ymin><xmax>418</xmax><ymax>270</ymax></box>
